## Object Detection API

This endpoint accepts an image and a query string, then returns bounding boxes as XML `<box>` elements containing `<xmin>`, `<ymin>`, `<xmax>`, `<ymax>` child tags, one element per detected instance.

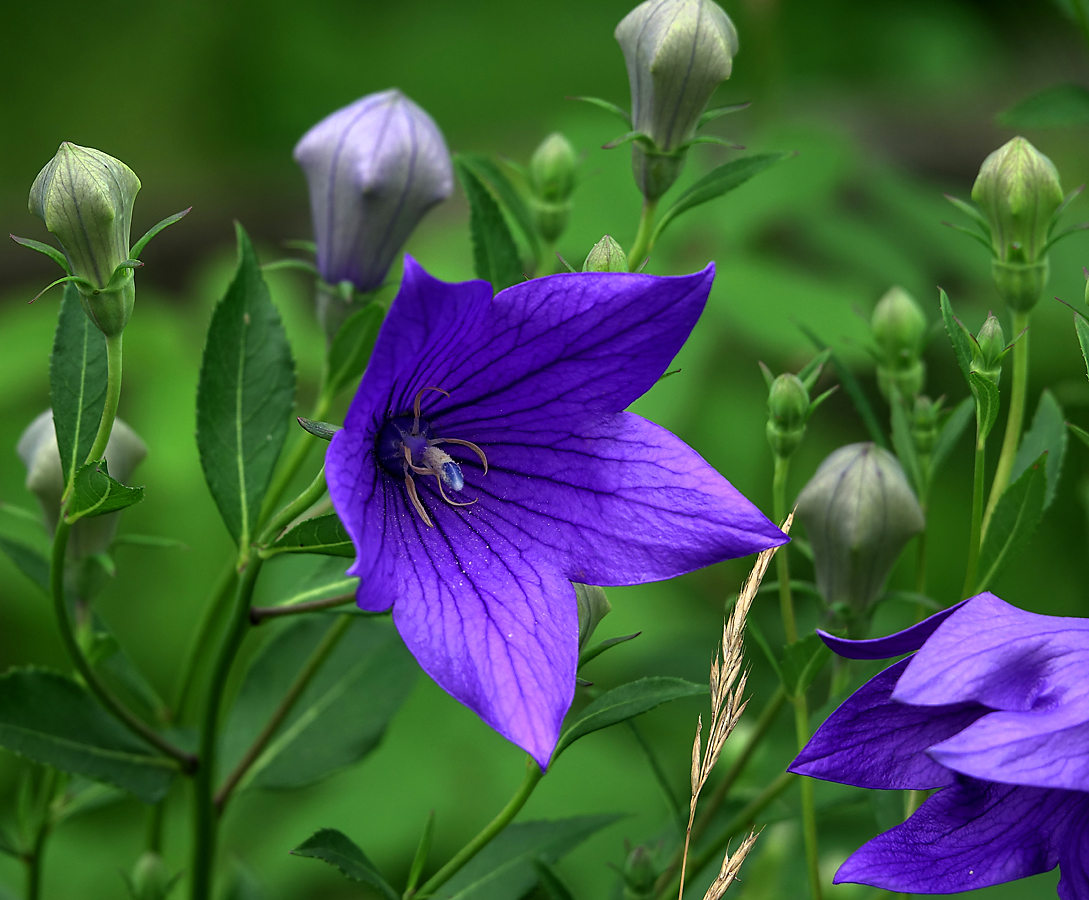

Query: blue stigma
<box><xmin>440</xmin><ymin>461</ymin><xmax>465</xmax><ymax>492</ymax></box>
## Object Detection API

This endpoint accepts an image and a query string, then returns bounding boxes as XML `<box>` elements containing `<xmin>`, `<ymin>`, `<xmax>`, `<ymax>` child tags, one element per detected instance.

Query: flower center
<box><xmin>374</xmin><ymin>386</ymin><xmax>488</xmax><ymax>527</ymax></box>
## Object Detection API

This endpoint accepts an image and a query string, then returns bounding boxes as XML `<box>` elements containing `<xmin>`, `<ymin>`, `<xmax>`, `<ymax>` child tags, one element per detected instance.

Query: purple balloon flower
<box><xmin>294</xmin><ymin>89</ymin><xmax>454</xmax><ymax>293</ymax></box>
<box><xmin>326</xmin><ymin>258</ymin><xmax>786</xmax><ymax>767</ymax></box>
<box><xmin>791</xmin><ymin>592</ymin><xmax>1089</xmax><ymax>898</ymax></box>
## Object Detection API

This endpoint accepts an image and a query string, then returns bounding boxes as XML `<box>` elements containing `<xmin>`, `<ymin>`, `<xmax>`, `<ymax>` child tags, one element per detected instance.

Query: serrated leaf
<box><xmin>969</xmin><ymin>373</ymin><xmax>1000</xmax><ymax>441</ymax></box>
<box><xmin>999</xmin><ymin>83</ymin><xmax>1089</xmax><ymax>129</ymax></box>
<box><xmin>553</xmin><ymin>677</ymin><xmax>705</xmax><ymax>760</ymax></box>
<box><xmin>780</xmin><ymin>633</ymin><xmax>831</xmax><ymax>698</ymax></box>
<box><xmin>196</xmin><ymin>224</ymin><xmax>296</xmax><ymax>547</ymax></box>
<box><xmin>222</xmin><ymin>615</ymin><xmax>417</xmax><ymax>791</ymax></box>
<box><xmin>940</xmin><ymin>290</ymin><xmax>974</xmax><ymax>384</ymax></box>
<box><xmin>64</xmin><ymin>461</ymin><xmax>144</xmax><ymax>523</ymax></box>
<box><xmin>976</xmin><ymin>454</ymin><xmax>1047</xmax><ymax>592</ymax></box>
<box><xmin>435</xmin><ymin>815</ymin><xmax>620</xmax><ymax>900</ymax></box>
<box><xmin>0</xmin><ymin>669</ymin><xmax>175</xmax><ymax>803</ymax></box>
<box><xmin>890</xmin><ymin>398</ymin><xmax>922</xmax><ymax>497</ymax></box>
<box><xmin>652</xmin><ymin>153</ymin><xmax>789</xmax><ymax>243</ymax></box>
<box><xmin>326</xmin><ymin>303</ymin><xmax>384</xmax><ymax>398</ymax></box>
<box><xmin>266</xmin><ymin>513</ymin><xmax>354</xmax><ymax>558</ymax></box>
<box><xmin>290</xmin><ymin>829</ymin><xmax>398</xmax><ymax>900</ymax></box>
<box><xmin>0</xmin><ymin>537</ymin><xmax>49</xmax><ymax>593</ymax></box>
<box><xmin>800</xmin><ymin>326</ymin><xmax>888</xmax><ymax>448</ymax></box>
<box><xmin>1011</xmin><ymin>390</ymin><xmax>1066</xmax><ymax>510</ymax></box>
<box><xmin>50</xmin><ymin>283</ymin><xmax>108</xmax><ymax>486</ymax></box>
<box><xmin>457</xmin><ymin>153</ymin><xmax>540</xmax><ymax>256</ymax></box>
<box><xmin>455</xmin><ymin>161</ymin><xmax>524</xmax><ymax>292</ymax></box>
<box><xmin>532</xmin><ymin>859</ymin><xmax>576</xmax><ymax>900</ymax></box>
<box><xmin>931</xmin><ymin>396</ymin><xmax>975</xmax><ymax>477</ymax></box>
<box><xmin>1075</xmin><ymin>314</ymin><xmax>1089</xmax><ymax>386</ymax></box>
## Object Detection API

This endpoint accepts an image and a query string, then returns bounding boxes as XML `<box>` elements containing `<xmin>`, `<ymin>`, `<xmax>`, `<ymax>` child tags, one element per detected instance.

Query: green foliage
<box><xmin>999</xmin><ymin>84</ymin><xmax>1089</xmax><ymax>129</ymax></box>
<box><xmin>290</xmin><ymin>829</ymin><xmax>399</xmax><ymax>899</ymax></box>
<box><xmin>552</xmin><ymin>677</ymin><xmax>705</xmax><ymax>760</ymax></box>
<box><xmin>940</xmin><ymin>289</ymin><xmax>974</xmax><ymax>383</ymax></box>
<box><xmin>968</xmin><ymin>373</ymin><xmax>1000</xmax><ymax>441</ymax></box>
<box><xmin>931</xmin><ymin>396</ymin><xmax>975</xmax><ymax>477</ymax></box>
<box><xmin>195</xmin><ymin>224</ymin><xmax>296</xmax><ymax>547</ymax></box>
<box><xmin>130</xmin><ymin>208</ymin><xmax>191</xmax><ymax>260</ymax></box>
<box><xmin>976</xmin><ymin>454</ymin><xmax>1047</xmax><ymax>593</ymax></box>
<box><xmin>64</xmin><ymin>461</ymin><xmax>144</xmax><ymax>523</ymax></box>
<box><xmin>405</xmin><ymin>811</ymin><xmax>436</xmax><ymax>896</ymax></box>
<box><xmin>0</xmin><ymin>669</ymin><xmax>175</xmax><ymax>803</ymax></box>
<box><xmin>576</xmin><ymin>632</ymin><xmax>641</xmax><ymax>669</ymax></box>
<box><xmin>801</xmin><ymin>327</ymin><xmax>888</xmax><ymax>448</ymax></box>
<box><xmin>222</xmin><ymin>616</ymin><xmax>417</xmax><ymax>790</ymax></box>
<box><xmin>1011</xmin><ymin>390</ymin><xmax>1066</xmax><ymax>510</ymax></box>
<box><xmin>455</xmin><ymin>160</ymin><xmax>524</xmax><ymax>291</ymax></box>
<box><xmin>266</xmin><ymin>513</ymin><xmax>354</xmax><ymax>558</ymax></box>
<box><xmin>532</xmin><ymin>859</ymin><xmax>577</xmax><ymax>900</ymax></box>
<box><xmin>0</xmin><ymin>536</ymin><xmax>49</xmax><ymax>593</ymax></box>
<box><xmin>457</xmin><ymin>153</ymin><xmax>541</xmax><ymax>256</ymax></box>
<box><xmin>890</xmin><ymin>398</ymin><xmax>922</xmax><ymax>496</ymax></box>
<box><xmin>779</xmin><ymin>633</ymin><xmax>831</xmax><ymax>699</ymax></box>
<box><xmin>325</xmin><ymin>304</ymin><xmax>384</xmax><ymax>399</ymax></box>
<box><xmin>50</xmin><ymin>283</ymin><xmax>108</xmax><ymax>485</ymax></box>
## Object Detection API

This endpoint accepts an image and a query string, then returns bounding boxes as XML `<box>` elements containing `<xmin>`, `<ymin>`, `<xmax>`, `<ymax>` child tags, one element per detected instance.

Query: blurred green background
<box><xmin>2</xmin><ymin>0</ymin><xmax>1088</xmax><ymax>897</ymax></box>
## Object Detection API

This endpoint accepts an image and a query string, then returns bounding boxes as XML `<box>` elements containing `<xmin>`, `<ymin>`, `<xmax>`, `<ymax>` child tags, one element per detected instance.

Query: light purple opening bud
<box><xmin>294</xmin><ymin>89</ymin><xmax>454</xmax><ymax>293</ymax></box>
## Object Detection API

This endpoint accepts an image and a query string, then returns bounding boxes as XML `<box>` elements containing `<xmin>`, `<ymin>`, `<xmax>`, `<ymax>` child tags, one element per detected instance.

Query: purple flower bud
<box><xmin>294</xmin><ymin>90</ymin><xmax>454</xmax><ymax>294</ymax></box>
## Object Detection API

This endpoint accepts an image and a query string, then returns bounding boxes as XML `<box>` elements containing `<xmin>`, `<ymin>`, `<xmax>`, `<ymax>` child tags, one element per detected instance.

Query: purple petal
<box><xmin>790</xmin><ymin>658</ymin><xmax>988</xmax><ymax>790</ymax></box>
<box><xmin>1059</xmin><ymin>818</ymin><xmax>1089</xmax><ymax>900</ymax></box>
<box><xmin>835</xmin><ymin>777</ymin><xmax>1083</xmax><ymax>893</ymax></box>
<box><xmin>895</xmin><ymin>592</ymin><xmax>1089</xmax><ymax>711</ymax></box>
<box><xmin>817</xmin><ymin>599</ymin><xmax>970</xmax><ymax>660</ymax></box>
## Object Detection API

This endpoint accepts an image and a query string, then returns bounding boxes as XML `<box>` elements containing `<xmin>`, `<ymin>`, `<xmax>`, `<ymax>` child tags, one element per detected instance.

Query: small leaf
<box><xmin>0</xmin><ymin>537</ymin><xmax>49</xmax><ymax>593</ymax></box>
<box><xmin>266</xmin><ymin>513</ymin><xmax>355</xmax><ymax>558</ymax></box>
<box><xmin>111</xmin><ymin>534</ymin><xmax>188</xmax><ymax>551</ymax></box>
<box><xmin>943</xmin><ymin>195</ymin><xmax>991</xmax><ymax>237</ymax></box>
<box><xmin>456</xmin><ymin>154</ymin><xmax>540</xmax><ymax>256</ymax></box>
<box><xmin>435</xmin><ymin>815</ymin><xmax>620</xmax><ymax>900</ymax></box>
<box><xmin>931</xmin><ymin>396</ymin><xmax>975</xmax><ymax>477</ymax></box>
<box><xmin>1011</xmin><ymin>390</ymin><xmax>1066</xmax><ymax>510</ymax></box>
<box><xmin>50</xmin><ymin>283</ymin><xmax>108</xmax><ymax>487</ymax></box>
<box><xmin>52</xmin><ymin>778</ymin><xmax>126</xmax><ymax>826</ymax></box>
<box><xmin>780</xmin><ymin>633</ymin><xmax>831</xmax><ymax>699</ymax></box>
<box><xmin>296</xmin><ymin>418</ymin><xmax>341</xmax><ymax>441</ymax></box>
<box><xmin>455</xmin><ymin>161</ymin><xmax>524</xmax><ymax>292</ymax></box>
<box><xmin>577</xmin><ymin>632</ymin><xmax>641</xmax><ymax>669</ymax></box>
<box><xmin>64</xmin><ymin>461</ymin><xmax>144</xmax><ymax>523</ymax></box>
<box><xmin>1075</xmin><ymin>313</ymin><xmax>1089</xmax><ymax>385</ymax></box>
<box><xmin>0</xmin><ymin>668</ymin><xmax>175</xmax><ymax>803</ymax></box>
<box><xmin>800</xmin><ymin>326</ymin><xmax>888</xmax><ymax>449</ymax></box>
<box><xmin>553</xmin><ymin>677</ymin><xmax>705</xmax><ymax>760</ymax></box>
<box><xmin>999</xmin><ymin>83</ymin><xmax>1089</xmax><ymax>129</ymax></box>
<box><xmin>130</xmin><ymin>208</ymin><xmax>191</xmax><ymax>260</ymax></box>
<box><xmin>406</xmin><ymin>810</ymin><xmax>435</xmax><ymax>896</ymax></box>
<box><xmin>290</xmin><ymin>829</ymin><xmax>398</xmax><ymax>900</ymax></box>
<box><xmin>976</xmin><ymin>454</ymin><xmax>1047</xmax><ymax>592</ymax></box>
<box><xmin>969</xmin><ymin>373</ymin><xmax>1000</xmax><ymax>442</ymax></box>
<box><xmin>567</xmin><ymin>95</ymin><xmax>631</xmax><ymax>125</ymax></box>
<box><xmin>1068</xmin><ymin>421</ymin><xmax>1089</xmax><ymax>449</ymax></box>
<box><xmin>698</xmin><ymin>101</ymin><xmax>751</xmax><ymax>128</ymax></box>
<box><xmin>652</xmin><ymin>153</ymin><xmax>790</xmax><ymax>243</ymax></box>
<box><xmin>532</xmin><ymin>859</ymin><xmax>576</xmax><ymax>900</ymax></box>
<box><xmin>196</xmin><ymin>224</ymin><xmax>296</xmax><ymax>547</ymax></box>
<box><xmin>10</xmin><ymin>234</ymin><xmax>70</xmax><ymax>273</ymax></box>
<box><xmin>940</xmin><ymin>289</ymin><xmax>975</xmax><ymax>385</ymax></box>
<box><xmin>745</xmin><ymin>618</ymin><xmax>782</xmax><ymax>680</ymax></box>
<box><xmin>325</xmin><ymin>303</ymin><xmax>385</xmax><ymax>398</ymax></box>
<box><xmin>890</xmin><ymin>397</ymin><xmax>922</xmax><ymax>497</ymax></box>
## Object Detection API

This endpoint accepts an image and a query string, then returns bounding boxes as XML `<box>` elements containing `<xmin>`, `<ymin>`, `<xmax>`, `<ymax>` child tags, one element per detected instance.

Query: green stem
<box><xmin>913</xmin><ymin>499</ymin><xmax>929</xmax><ymax>623</ymax></box>
<box><xmin>257</xmin><ymin>466</ymin><xmax>328</xmax><ymax>547</ymax></box>
<box><xmin>795</xmin><ymin>697</ymin><xmax>822</xmax><ymax>900</ymax></box>
<box><xmin>24</xmin><ymin>770</ymin><xmax>57</xmax><ymax>900</ymax></box>
<box><xmin>1072</xmin><ymin>0</ymin><xmax>1089</xmax><ymax>49</ymax></box>
<box><xmin>627</xmin><ymin>199</ymin><xmax>660</xmax><ymax>272</ymax></box>
<box><xmin>83</xmin><ymin>333</ymin><xmax>123</xmax><ymax>467</ymax></box>
<box><xmin>50</xmin><ymin>520</ymin><xmax>194</xmax><ymax>769</ymax></box>
<box><xmin>961</xmin><ymin>424</ymin><xmax>987</xmax><ymax>599</ymax></box>
<box><xmin>173</xmin><ymin>563</ymin><xmax>239</xmax><ymax>723</ymax></box>
<box><xmin>409</xmin><ymin>758</ymin><xmax>543</xmax><ymax>899</ymax></box>
<box><xmin>981</xmin><ymin>311</ymin><xmax>1029</xmax><ymax>537</ymax></box>
<box><xmin>147</xmin><ymin>801</ymin><xmax>165</xmax><ymax>854</ymax></box>
<box><xmin>214</xmin><ymin>613</ymin><xmax>352</xmax><ymax>810</ymax></box>
<box><xmin>249</xmin><ymin>591</ymin><xmax>355</xmax><ymax>624</ymax></box>
<box><xmin>259</xmin><ymin>393</ymin><xmax>331</xmax><ymax>527</ymax></box>
<box><xmin>626</xmin><ymin>720</ymin><xmax>683</xmax><ymax>824</ymax></box>
<box><xmin>535</xmin><ymin>241</ymin><xmax>555</xmax><ymax>277</ymax></box>
<box><xmin>773</xmin><ymin>456</ymin><xmax>796</xmax><ymax>643</ymax></box>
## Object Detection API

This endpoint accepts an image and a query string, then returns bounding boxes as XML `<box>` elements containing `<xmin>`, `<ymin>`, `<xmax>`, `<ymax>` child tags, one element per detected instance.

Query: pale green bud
<box><xmin>575</xmin><ymin>583</ymin><xmax>612</xmax><ymax>652</ymax></box>
<box><xmin>620</xmin><ymin>844</ymin><xmax>662</xmax><ymax>900</ymax></box>
<box><xmin>766</xmin><ymin>373</ymin><xmax>809</xmax><ymax>459</ymax></box>
<box><xmin>126</xmin><ymin>852</ymin><xmax>177</xmax><ymax>900</ymax></box>
<box><xmin>911</xmin><ymin>395</ymin><xmax>941</xmax><ymax>456</ymax></box>
<box><xmin>30</xmin><ymin>143</ymin><xmax>141</xmax><ymax>335</ymax></box>
<box><xmin>582</xmin><ymin>235</ymin><xmax>628</xmax><ymax>272</ymax></box>
<box><xmin>795</xmin><ymin>443</ymin><xmax>924</xmax><ymax>626</ymax></box>
<box><xmin>970</xmin><ymin>314</ymin><xmax>1005</xmax><ymax>384</ymax></box>
<box><xmin>529</xmin><ymin>133</ymin><xmax>577</xmax><ymax>244</ymax></box>
<box><xmin>871</xmin><ymin>286</ymin><xmax>927</xmax><ymax>401</ymax></box>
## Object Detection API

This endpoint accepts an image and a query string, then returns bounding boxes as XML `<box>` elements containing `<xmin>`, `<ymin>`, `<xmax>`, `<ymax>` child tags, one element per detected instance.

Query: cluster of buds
<box><xmin>910</xmin><ymin>394</ymin><xmax>943</xmax><ymax>456</ymax></box>
<box><xmin>761</xmin><ymin>354</ymin><xmax>834</xmax><ymax>460</ymax></box>
<box><xmin>870</xmin><ymin>286</ymin><xmax>928</xmax><ymax>403</ymax></box>
<box><xmin>528</xmin><ymin>132</ymin><xmax>578</xmax><ymax>246</ymax></box>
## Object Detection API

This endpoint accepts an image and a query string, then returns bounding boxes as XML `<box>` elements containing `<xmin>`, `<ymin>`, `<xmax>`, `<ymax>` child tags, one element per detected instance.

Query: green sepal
<box><xmin>976</xmin><ymin>454</ymin><xmax>1047</xmax><ymax>592</ymax></box>
<box><xmin>130</xmin><ymin>208</ymin><xmax>191</xmax><ymax>260</ymax></box>
<box><xmin>675</xmin><ymin>134</ymin><xmax>745</xmax><ymax>151</ymax></box>
<box><xmin>281</xmin><ymin>239</ymin><xmax>317</xmax><ymax>255</ymax></box>
<box><xmin>324</xmin><ymin>303</ymin><xmax>385</xmax><ymax>399</ymax></box>
<box><xmin>455</xmin><ymin>160</ymin><xmax>524</xmax><ymax>292</ymax></box>
<box><xmin>30</xmin><ymin>274</ymin><xmax>95</xmax><ymax>305</ymax></box>
<box><xmin>779</xmin><ymin>633</ymin><xmax>831</xmax><ymax>700</ymax></box>
<box><xmin>456</xmin><ymin>153</ymin><xmax>540</xmax><ymax>256</ymax></box>
<box><xmin>577</xmin><ymin>632</ymin><xmax>641</xmax><ymax>669</ymax></box>
<box><xmin>1041</xmin><ymin>221</ymin><xmax>1089</xmax><ymax>255</ymax></box>
<box><xmin>939</xmin><ymin>290</ymin><xmax>975</xmax><ymax>384</ymax></box>
<box><xmin>10</xmin><ymin>234</ymin><xmax>71</xmax><ymax>273</ymax></box>
<box><xmin>942</xmin><ymin>221</ymin><xmax>993</xmax><ymax>251</ymax></box>
<box><xmin>601</xmin><ymin>130</ymin><xmax>656</xmax><ymax>151</ymax></box>
<box><xmin>943</xmin><ymin>194</ymin><xmax>992</xmax><ymax>241</ymax></box>
<box><xmin>261</xmin><ymin>258</ymin><xmax>319</xmax><ymax>276</ymax></box>
<box><xmin>263</xmin><ymin>513</ymin><xmax>354</xmax><ymax>558</ymax></box>
<box><xmin>698</xmin><ymin>101</ymin><xmax>750</xmax><ymax>128</ymax></box>
<box><xmin>296</xmin><ymin>417</ymin><xmax>341</xmax><ymax>442</ymax></box>
<box><xmin>64</xmin><ymin>461</ymin><xmax>144</xmax><ymax>524</ymax></box>
<box><xmin>1050</xmin><ymin>185</ymin><xmax>1084</xmax><ymax>235</ymax></box>
<box><xmin>290</xmin><ymin>829</ymin><xmax>398</xmax><ymax>900</ymax></box>
<box><xmin>567</xmin><ymin>95</ymin><xmax>631</xmax><ymax>125</ymax></box>
<box><xmin>798</xmin><ymin>348</ymin><xmax>832</xmax><ymax>391</ymax></box>
<box><xmin>1068</xmin><ymin>421</ymin><xmax>1089</xmax><ymax>449</ymax></box>
<box><xmin>405</xmin><ymin>810</ymin><xmax>435</xmax><ymax>897</ymax></box>
<box><xmin>969</xmin><ymin>372</ymin><xmax>1000</xmax><ymax>441</ymax></box>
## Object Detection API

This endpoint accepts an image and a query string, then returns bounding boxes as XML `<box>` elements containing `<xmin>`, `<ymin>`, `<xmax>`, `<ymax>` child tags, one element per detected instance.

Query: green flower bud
<box><xmin>911</xmin><ymin>395</ymin><xmax>941</xmax><ymax>456</ymax></box>
<box><xmin>766</xmin><ymin>373</ymin><xmax>810</xmax><ymax>459</ymax></box>
<box><xmin>970</xmin><ymin>314</ymin><xmax>1005</xmax><ymax>384</ymax></box>
<box><xmin>126</xmin><ymin>852</ymin><xmax>177</xmax><ymax>900</ymax></box>
<box><xmin>30</xmin><ymin>143</ymin><xmax>141</xmax><ymax>335</ymax></box>
<box><xmin>871</xmin><ymin>286</ymin><xmax>927</xmax><ymax>401</ymax></box>
<box><xmin>529</xmin><ymin>133</ymin><xmax>577</xmax><ymax>244</ymax></box>
<box><xmin>582</xmin><ymin>235</ymin><xmax>628</xmax><ymax>272</ymax></box>
<box><xmin>795</xmin><ymin>443</ymin><xmax>924</xmax><ymax>627</ymax></box>
<box><xmin>574</xmin><ymin>583</ymin><xmax>612</xmax><ymax>651</ymax></box>
<box><xmin>619</xmin><ymin>843</ymin><xmax>662</xmax><ymax>900</ymax></box>
<box><xmin>972</xmin><ymin>137</ymin><xmax>1063</xmax><ymax>312</ymax></box>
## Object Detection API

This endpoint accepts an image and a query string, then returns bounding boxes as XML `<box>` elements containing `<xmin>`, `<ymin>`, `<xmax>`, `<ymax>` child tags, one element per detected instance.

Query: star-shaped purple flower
<box><xmin>790</xmin><ymin>592</ymin><xmax>1089</xmax><ymax>898</ymax></box>
<box><xmin>326</xmin><ymin>258</ymin><xmax>786</xmax><ymax>767</ymax></box>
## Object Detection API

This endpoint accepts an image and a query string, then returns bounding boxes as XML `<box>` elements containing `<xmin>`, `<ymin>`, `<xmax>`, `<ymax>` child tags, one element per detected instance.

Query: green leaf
<box><xmin>91</xmin><ymin>614</ymin><xmax>169</xmax><ymax>721</ymax></box>
<box><xmin>890</xmin><ymin>398</ymin><xmax>922</xmax><ymax>497</ymax></box>
<box><xmin>325</xmin><ymin>303</ymin><xmax>385</xmax><ymax>398</ymax></box>
<box><xmin>0</xmin><ymin>537</ymin><xmax>49</xmax><ymax>593</ymax></box>
<box><xmin>223</xmin><ymin>862</ymin><xmax>265</xmax><ymax>900</ymax></box>
<box><xmin>780</xmin><ymin>633</ymin><xmax>831</xmax><ymax>699</ymax></box>
<box><xmin>652</xmin><ymin>153</ymin><xmax>790</xmax><ymax>243</ymax></box>
<box><xmin>940</xmin><ymin>289</ymin><xmax>974</xmax><ymax>385</ymax></box>
<box><xmin>1069</xmin><ymin>421</ymin><xmax>1089</xmax><ymax>449</ymax></box>
<box><xmin>999</xmin><ymin>83</ymin><xmax>1089</xmax><ymax>129</ymax></box>
<box><xmin>50</xmin><ymin>283</ymin><xmax>108</xmax><ymax>487</ymax></box>
<box><xmin>931</xmin><ymin>396</ymin><xmax>975</xmax><ymax>477</ymax></box>
<box><xmin>553</xmin><ymin>677</ymin><xmax>705</xmax><ymax>760</ymax></box>
<box><xmin>295</xmin><ymin>417</ymin><xmax>341</xmax><ymax>441</ymax></box>
<box><xmin>800</xmin><ymin>326</ymin><xmax>888</xmax><ymax>449</ymax></box>
<box><xmin>406</xmin><ymin>810</ymin><xmax>435</xmax><ymax>896</ymax></box>
<box><xmin>577</xmin><ymin>632</ymin><xmax>641</xmax><ymax>669</ymax></box>
<box><xmin>455</xmin><ymin>160</ymin><xmax>524</xmax><ymax>292</ymax></box>
<box><xmin>130</xmin><ymin>207</ymin><xmax>191</xmax><ymax>260</ymax></box>
<box><xmin>290</xmin><ymin>829</ymin><xmax>398</xmax><ymax>900</ymax></box>
<box><xmin>196</xmin><ymin>224</ymin><xmax>296</xmax><ymax>547</ymax></box>
<box><xmin>532</xmin><ymin>859</ymin><xmax>576</xmax><ymax>900</ymax></box>
<box><xmin>568</xmin><ymin>95</ymin><xmax>631</xmax><ymax>125</ymax></box>
<box><xmin>457</xmin><ymin>153</ymin><xmax>540</xmax><ymax>256</ymax></box>
<box><xmin>976</xmin><ymin>454</ymin><xmax>1047</xmax><ymax>592</ymax></box>
<box><xmin>64</xmin><ymin>461</ymin><xmax>144</xmax><ymax>523</ymax></box>
<box><xmin>9</xmin><ymin>235</ymin><xmax>70</xmax><ymax>273</ymax></box>
<box><xmin>265</xmin><ymin>513</ymin><xmax>354</xmax><ymax>558</ymax></box>
<box><xmin>1075</xmin><ymin>314</ymin><xmax>1089</xmax><ymax>386</ymax></box>
<box><xmin>435</xmin><ymin>815</ymin><xmax>620</xmax><ymax>900</ymax></box>
<box><xmin>746</xmin><ymin>619</ymin><xmax>783</xmax><ymax>680</ymax></box>
<box><xmin>1011</xmin><ymin>390</ymin><xmax>1066</xmax><ymax>510</ymax></box>
<box><xmin>0</xmin><ymin>827</ymin><xmax>19</xmax><ymax>858</ymax></box>
<box><xmin>222</xmin><ymin>616</ymin><xmax>418</xmax><ymax>791</ymax></box>
<box><xmin>969</xmin><ymin>373</ymin><xmax>1000</xmax><ymax>442</ymax></box>
<box><xmin>111</xmin><ymin>533</ymin><xmax>187</xmax><ymax>551</ymax></box>
<box><xmin>0</xmin><ymin>668</ymin><xmax>175</xmax><ymax>803</ymax></box>
<box><xmin>52</xmin><ymin>778</ymin><xmax>126</xmax><ymax>826</ymax></box>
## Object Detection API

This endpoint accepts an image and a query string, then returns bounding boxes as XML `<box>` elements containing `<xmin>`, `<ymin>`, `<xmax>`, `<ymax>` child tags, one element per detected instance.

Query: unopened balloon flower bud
<box><xmin>972</xmin><ymin>137</ymin><xmax>1063</xmax><ymax>312</ymax></box>
<box><xmin>18</xmin><ymin>410</ymin><xmax>146</xmax><ymax>560</ymax></box>
<box><xmin>911</xmin><ymin>395</ymin><xmax>941</xmax><ymax>456</ymax></box>
<box><xmin>582</xmin><ymin>235</ymin><xmax>628</xmax><ymax>273</ymax></box>
<box><xmin>615</xmin><ymin>0</ymin><xmax>738</xmax><ymax>199</ymax></box>
<box><xmin>871</xmin><ymin>286</ymin><xmax>927</xmax><ymax>401</ymax></box>
<box><xmin>295</xmin><ymin>90</ymin><xmax>454</xmax><ymax>336</ymax></box>
<box><xmin>126</xmin><ymin>852</ymin><xmax>176</xmax><ymax>900</ymax></box>
<box><xmin>528</xmin><ymin>132</ymin><xmax>577</xmax><ymax>244</ymax></box>
<box><xmin>620</xmin><ymin>843</ymin><xmax>662</xmax><ymax>900</ymax></box>
<box><xmin>970</xmin><ymin>314</ymin><xmax>1006</xmax><ymax>385</ymax></box>
<box><xmin>30</xmin><ymin>143</ymin><xmax>141</xmax><ymax>336</ymax></box>
<box><xmin>574</xmin><ymin>583</ymin><xmax>612</xmax><ymax>652</ymax></box>
<box><xmin>766</xmin><ymin>373</ymin><xmax>810</xmax><ymax>459</ymax></box>
<box><xmin>795</xmin><ymin>443</ymin><xmax>924</xmax><ymax>627</ymax></box>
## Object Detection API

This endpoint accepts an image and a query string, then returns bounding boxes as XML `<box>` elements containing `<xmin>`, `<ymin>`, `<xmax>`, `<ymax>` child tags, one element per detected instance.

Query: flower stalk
<box><xmin>961</xmin><ymin>419</ymin><xmax>987</xmax><ymax>599</ymax></box>
<box><xmin>981</xmin><ymin>310</ymin><xmax>1029</xmax><ymax>536</ymax></box>
<box><xmin>628</xmin><ymin>199</ymin><xmax>659</xmax><ymax>271</ymax></box>
<box><xmin>83</xmin><ymin>333</ymin><xmax>124</xmax><ymax>469</ymax></box>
